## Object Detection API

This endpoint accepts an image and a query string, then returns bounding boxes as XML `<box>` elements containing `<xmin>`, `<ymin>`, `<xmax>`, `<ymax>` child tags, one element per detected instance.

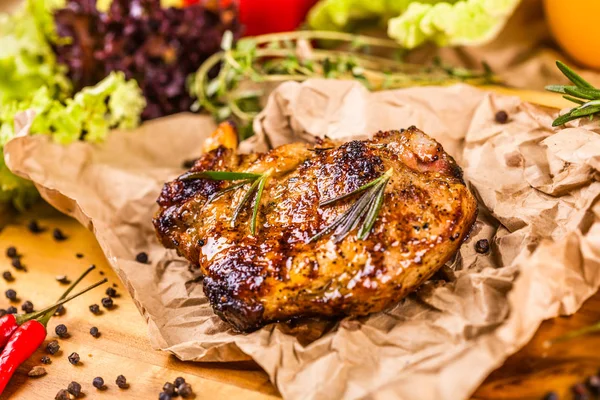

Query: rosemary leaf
<box><xmin>208</xmin><ymin>180</ymin><xmax>252</xmax><ymax>203</ymax></box>
<box><xmin>331</xmin><ymin>184</ymin><xmax>379</xmax><ymax>243</ymax></box>
<box><xmin>358</xmin><ymin>181</ymin><xmax>387</xmax><ymax>240</ymax></box>
<box><xmin>319</xmin><ymin>175</ymin><xmax>384</xmax><ymax>206</ymax></box>
<box><xmin>563</xmin><ymin>86</ymin><xmax>600</xmax><ymax>101</ymax></box>
<box><xmin>563</xmin><ymin>95</ymin><xmax>585</xmax><ymax>105</ymax></box>
<box><xmin>250</xmin><ymin>169</ymin><xmax>272</xmax><ymax>235</ymax></box>
<box><xmin>552</xmin><ymin>111</ymin><xmax>580</xmax><ymax>127</ymax></box>
<box><xmin>179</xmin><ymin>171</ymin><xmax>262</xmax><ymax>181</ymax></box>
<box><xmin>570</xmin><ymin>105</ymin><xmax>600</xmax><ymax>118</ymax></box>
<box><xmin>231</xmin><ymin>177</ymin><xmax>262</xmax><ymax>228</ymax></box>
<box><xmin>556</xmin><ymin>60</ymin><xmax>594</xmax><ymax>89</ymax></box>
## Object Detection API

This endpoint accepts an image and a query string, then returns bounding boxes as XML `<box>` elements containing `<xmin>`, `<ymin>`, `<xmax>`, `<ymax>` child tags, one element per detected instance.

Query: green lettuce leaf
<box><xmin>308</xmin><ymin>0</ymin><xmax>521</xmax><ymax>49</ymax></box>
<box><xmin>0</xmin><ymin>72</ymin><xmax>146</xmax><ymax>210</ymax></box>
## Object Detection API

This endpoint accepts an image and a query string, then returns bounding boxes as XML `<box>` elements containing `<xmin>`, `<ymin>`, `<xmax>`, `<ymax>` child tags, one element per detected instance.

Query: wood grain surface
<box><xmin>0</xmin><ymin>86</ymin><xmax>590</xmax><ymax>400</ymax></box>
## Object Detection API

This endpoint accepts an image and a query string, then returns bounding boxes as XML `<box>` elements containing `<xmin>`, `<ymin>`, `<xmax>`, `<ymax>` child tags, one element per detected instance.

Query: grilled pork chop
<box><xmin>154</xmin><ymin>127</ymin><xmax>477</xmax><ymax>331</ymax></box>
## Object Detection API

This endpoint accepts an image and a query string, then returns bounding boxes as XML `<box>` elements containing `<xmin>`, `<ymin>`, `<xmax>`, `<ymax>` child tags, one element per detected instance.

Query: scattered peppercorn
<box><xmin>99</xmin><ymin>271</ymin><xmax>105</xmax><ymax>275</ymax></box>
<box><xmin>495</xmin><ymin>110</ymin><xmax>509</xmax><ymax>124</ymax></box>
<box><xmin>178</xmin><ymin>383</ymin><xmax>193</xmax><ymax>398</ymax></box>
<box><xmin>11</xmin><ymin>257</ymin><xmax>24</xmax><ymax>271</ymax></box>
<box><xmin>163</xmin><ymin>382</ymin><xmax>176</xmax><ymax>396</ymax></box>
<box><xmin>542</xmin><ymin>391</ymin><xmax>559</xmax><ymax>400</ymax></box>
<box><xmin>55</xmin><ymin>324</ymin><xmax>68</xmax><ymax>338</ymax></box>
<box><xmin>28</xmin><ymin>366</ymin><xmax>47</xmax><ymax>377</ymax></box>
<box><xmin>89</xmin><ymin>304</ymin><xmax>100</xmax><ymax>314</ymax></box>
<box><xmin>2</xmin><ymin>271</ymin><xmax>13</xmax><ymax>282</ymax></box>
<box><xmin>113</xmin><ymin>283</ymin><xmax>117</xmax><ymax>288</ymax></box>
<box><xmin>55</xmin><ymin>389</ymin><xmax>70</xmax><ymax>400</ymax></box>
<box><xmin>21</xmin><ymin>301</ymin><xmax>34</xmax><ymax>313</ymax></box>
<box><xmin>68</xmin><ymin>352</ymin><xmax>80</xmax><ymax>365</ymax></box>
<box><xmin>53</xmin><ymin>228</ymin><xmax>67</xmax><ymax>241</ymax></box>
<box><xmin>46</xmin><ymin>340</ymin><xmax>60</xmax><ymax>355</ymax></box>
<box><xmin>5</xmin><ymin>246</ymin><xmax>17</xmax><ymax>258</ymax></box>
<box><xmin>93</xmin><ymin>377</ymin><xmax>105</xmax><ymax>390</ymax></box>
<box><xmin>136</xmin><ymin>252</ymin><xmax>149</xmax><ymax>264</ymax></box>
<box><xmin>6</xmin><ymin>306</ymin><xmax>17</xmax><ymax>314</ymax></box>
<box><xmin>182</xmin><ymin>159</ymin><xmax>196</xmax><ymax>169</ymax></box>
<box><xmin>55</xmin><ymin>275</ymin><xmax>70</xmax><ymax>284</ymax></box>
<box><xmin>101</xmin><ymin>297</ymin><xmax>114</xmax><ymax>309</ymax></box>
<box><xmin>76</xmin><ymin>253</ymin><xmax>84</xmax><ymax>258</ymax></box>
<box><xmin>90</xmin><ymin>326</ymin><xmax>100</xmax><ymax>338</ymax></box>
<box><xmin>40</xmin><ymin>356</ymin><xmax>52</xmax><ymax>365</ymax></box>
<box><xmin>116</xmin><ymin>374</ymin><xmax>128</xmax><ymax>389</ymax></box>
<box><xmin>159</xmin><ymin>392</ymin><xmax>172</xmax><ymax>400</ymax></box>
<box><xmin>106</xmin><ymin>287</ymin><xmax>117</xmax><ymax>298</ymax></box>
<box><xmin>54</xmin><ymin>304</ymin><xmax>66</xmax><ymax>316</ymax></box>
<box><xmin>475</xmin><ymin>239</ymin><xmax>490</xmax><ymax>254</ymax></box>
<box><xmin>174</xmin><ymin>377</ymin><xmax>185</xmax><ymax>387</ymax></box>
<box><xmin>5</xmin><ymin>289</ymin><xmax>17</xmax><ymax>301</ymax></box>
<box><xmin>67</xmin><ymin>381</ymin><xmax>82</xmax><ymax>398</ymax></box>
<box><xmin>28</xmin><ymin>220</ymin><xmax>44</xmax><ymax>233</ymax></box>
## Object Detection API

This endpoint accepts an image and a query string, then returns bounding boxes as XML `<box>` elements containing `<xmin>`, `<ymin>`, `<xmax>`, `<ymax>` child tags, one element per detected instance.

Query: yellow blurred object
<box><xmin>203</xmin><ymin>121</ymin><xmax>239</xmax><ymax>153</ymax></box>
<box><xmin>97</xmin><ymin>0</ymin><xmax>183</xmax><ymax>12</ymax></box>
<box><xmin>544</xmin><ymin>0</ymin><xmax>600</xmax><ymax>70</ymax></box>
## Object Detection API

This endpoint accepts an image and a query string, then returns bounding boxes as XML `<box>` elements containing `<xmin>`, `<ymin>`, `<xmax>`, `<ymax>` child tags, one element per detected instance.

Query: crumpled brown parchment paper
<box><xmin>5</xmin><ymin>81</ymin><xmax>600</xmax><ymax>400</ymax></box>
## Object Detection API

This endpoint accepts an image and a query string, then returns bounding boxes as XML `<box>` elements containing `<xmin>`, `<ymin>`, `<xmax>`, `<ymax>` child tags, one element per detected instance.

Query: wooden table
<box><xmin>0</xmin><ymin>90</ymin><xmax>596</xmax><ymax>400</ymax></box>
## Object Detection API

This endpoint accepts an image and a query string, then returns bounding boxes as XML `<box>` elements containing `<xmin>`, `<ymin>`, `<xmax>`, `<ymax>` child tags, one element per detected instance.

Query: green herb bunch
<box><xmin>190</xmin><ymin>30</ymin><xmax>498</xmax><ymax>140</ymax></box>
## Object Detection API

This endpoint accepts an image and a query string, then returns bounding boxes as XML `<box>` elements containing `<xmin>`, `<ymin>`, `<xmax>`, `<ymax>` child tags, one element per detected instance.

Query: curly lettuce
<box><xmin>1</xmin><ymin>72</ymin><xmax>145</xmax><ymax>210</ymax></box>
<box><xmin>308</xmin><ymin>0</ymin><xmax>521</xmax><ymax>49</ymax></box>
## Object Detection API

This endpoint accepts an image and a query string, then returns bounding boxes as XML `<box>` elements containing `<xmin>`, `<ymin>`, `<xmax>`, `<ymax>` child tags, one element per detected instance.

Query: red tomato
<box><xmin>238</xmin><ymin>0</ymin><xmax>319</xmax><ymax>36</ymax></box>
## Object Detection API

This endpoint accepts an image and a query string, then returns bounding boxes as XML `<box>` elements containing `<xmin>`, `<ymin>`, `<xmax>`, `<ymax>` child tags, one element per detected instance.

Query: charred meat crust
<box><xmin>153</xmin><ymin>128</ymin><xmax>478</xmax><ymax>332</ymax></box>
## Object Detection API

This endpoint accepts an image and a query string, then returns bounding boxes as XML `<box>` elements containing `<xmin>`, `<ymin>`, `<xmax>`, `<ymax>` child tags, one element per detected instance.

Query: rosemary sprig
<box><xmin>546</xmin><ymin>61</ymin><xmax>600</xmax><ymax>126</ymax></box>
<box><xmin>190</xmin><ymin>31</ymin><xmax>498</xmax><ymax>140</ymax></box>
<box><xmin>179</xmin><ymin>169</ymin><xmax>272</xmax><ymax>235</ymax></box>
<box><xmin>309</xmin><ymin>168</ymin><xmax>393</xmax><ymax>243</ymax></box>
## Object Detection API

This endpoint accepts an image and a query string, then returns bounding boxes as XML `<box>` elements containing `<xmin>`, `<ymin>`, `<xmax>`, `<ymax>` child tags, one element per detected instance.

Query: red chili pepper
<box><xmin>0</xmin><ymin>278</ymin><xmax>107</xmax><ymax>395</ymax></box>
<box><xmin>0</xmin><ymin>265</ymin><xmax>96</xmax><ymax>350</ymax></box>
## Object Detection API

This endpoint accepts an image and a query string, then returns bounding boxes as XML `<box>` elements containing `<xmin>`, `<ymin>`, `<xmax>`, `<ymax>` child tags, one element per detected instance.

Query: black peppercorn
<box><xmin>6</xmin><ymin>306</ymin><xmax>17</xmax><ymax>314</ymax></box>
<box><xmin>55</xmin><ymin>389</ymin><xmax>70</xmax><ymax>400</ymax></box>
<box><xmin>159</xmin><ymin>392</ymin><xmax>172</xmax><ymax>400</ymax></box>
<box><xmin>54</xmin><ymin>304</ymin><xmax>65</xmax><ymax>316</ymax></box>
<box><xmin>55</xmin><ymin>275</ymin><xmax>70</xmax><ymax>284</ymax></box>
<box><xmin>178</xmin><ymin>383</ymin><xmax>193</xmax><ymax>398</ymax></box>
<box><xmin>495</xmin><ymin>110</ymin><xmax>509</xmax><ymax>124</ymax></box>
<box><xmin>5</xmin><ymin>289</ymin><xmax>17</xmax><ymax>301</ymax></box>
<box><xmin>21</xmin><ymin>301</ymin><xmax>34</xmax><ymax>313</ymax></box>
<box><xmin>136</xmin><ymin>252</ymin><xmax>149</xmax><ymax>264</ymax></box>
<box><xmin>76</xmin><ymin>253</ymin><xmax>84</xmax><ymax>258</ymax></box>
<box><xmin>174</xmin><ymin>377</ymin><xmax>185</xmax><ymax>387</ymax></box>
<box><xmin>46</xmin><ymin>340</ymin><xmax>60</xmax><ymax>355</ymax></box>
<box><xmin>106</xmin><ymin>287</ymin><xmax>117</xmax><ymax>298</ymax></box>
<box><xmin>67</xmin><ymin>381</ymin><xmax>82</xmax><ymax>398</ymax></box>
<box><xmin>53</xmin><ymin>228</ymin><xmax>67</xmax><ymax>241</ymax></box>
<box><xmin>475</xmin><ymin>239</ymin><xmax>490</xmax><ymax>254</ymax></box>
<box><xmin>68</xmin><ymin>352</ymin><xmax>80</xmax><ymax>365</ymax></box>
<box><xmin>89</xmin><ymin>304</ymin><xmax>100</xmax><ymax>314</ymax></box>
<box><xmin>101</xmin><ymin>297</ymin><xmax>114</xmax><ymax>309</ymax></box>
<box><xmin>55</xmin><ymin>324</ymin><xmax>68</xmax><ymax>338</ymax></box>
<box><xmin>28</xmin><ymin>220</ymin><xmax>44</xmax><ymax>233</ymax></box>
<box><xmin>182</xmin><ymin>159</ymin><xmax>196</xmax><ymax>169</ymax></box>
<box><xmin>40</xmin><ymin>356</ymin><xmax>52</xmax><ymax>364</ymax></box>
<box><xmin>116</xmin><ymin>374</ymin><xmax>128</xmax><ymax>389</ymax></box>
<box><xmin>90</xmin><ymin>326</ymin><xmax>100</xmax><ymax>338</ymax></box>
<box><xmin>11</xmin><ymin>257</ymin><xmax>24</xmax><ymax>271</ymax></box>
<box><xmin>5</xmin><ymin>246</ymin><xmax>17</xmax><ymax>258</ymax></box>
<box><xmin>93</xmin><ymin>377</ymin><xmax>105</xmax><ymax>389</ymax></box>
<box><xmin>163</xmin><ymin>382</ymin><xmax>176</xmax><ymax>396</ymax></box>
<box><xmin>2</xmin><ymin>271</ymin><xmax>13</xmax><ymax>282</ymax></box>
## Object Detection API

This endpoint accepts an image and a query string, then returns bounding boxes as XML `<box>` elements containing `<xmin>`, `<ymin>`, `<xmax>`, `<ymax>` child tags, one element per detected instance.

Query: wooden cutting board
<box><xmin>0</xmin><ymin>89</ymin><xmax>595</xmax><ymax>400</ymax></box>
